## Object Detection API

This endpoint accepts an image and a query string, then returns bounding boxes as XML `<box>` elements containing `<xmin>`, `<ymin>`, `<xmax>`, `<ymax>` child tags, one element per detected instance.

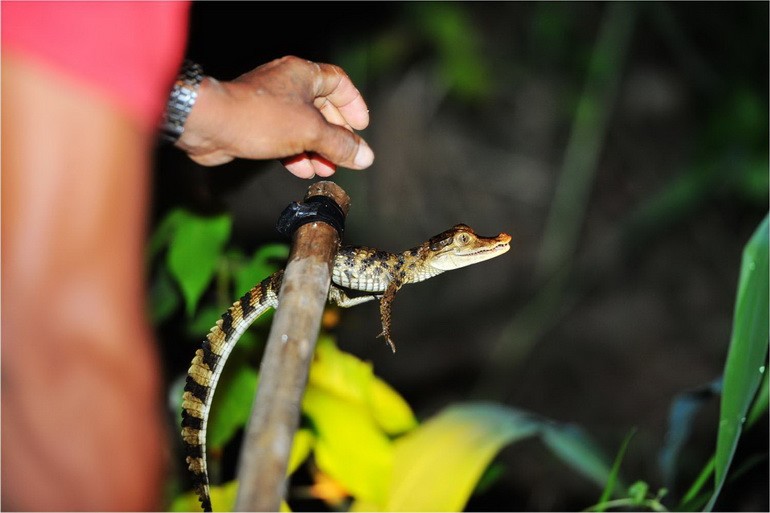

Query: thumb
<box><xmin>310</xmin><ymin>122</ymin><xmax>374</xmax><ymax>170</ymax></box>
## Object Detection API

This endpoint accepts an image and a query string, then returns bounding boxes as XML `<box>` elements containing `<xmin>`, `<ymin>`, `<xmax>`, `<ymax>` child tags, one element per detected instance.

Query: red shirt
<box><xmin>2</xmin><ymin>1</ymin><xmax>190</xmax><ymax>131</ymax></box>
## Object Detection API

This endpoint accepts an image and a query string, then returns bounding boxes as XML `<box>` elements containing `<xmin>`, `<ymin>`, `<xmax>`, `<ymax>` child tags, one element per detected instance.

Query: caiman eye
<box><xmin>455</xmin><ymin>232</ymin><xmax>471</xmax><ymax>245</ymax></box>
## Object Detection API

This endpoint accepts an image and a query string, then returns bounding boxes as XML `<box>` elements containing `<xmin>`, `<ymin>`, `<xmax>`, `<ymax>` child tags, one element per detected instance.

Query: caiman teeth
<box><xmin>467</xmin><ymin>241</ymin><xmax>510</xmax><ymax>255</ymax></box>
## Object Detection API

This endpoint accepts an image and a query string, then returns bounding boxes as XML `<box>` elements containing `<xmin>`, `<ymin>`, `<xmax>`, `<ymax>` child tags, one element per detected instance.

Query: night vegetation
<box><xmin>151</xmin><ymin>3</ymin><xmax>768</xmax><ymax>511</ymax></box>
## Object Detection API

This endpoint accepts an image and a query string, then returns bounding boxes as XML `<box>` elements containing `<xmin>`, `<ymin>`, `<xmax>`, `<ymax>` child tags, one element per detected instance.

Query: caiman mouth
<box><xmin>470</xmin><ymin>232</ymin><xmax>512</xmax><ymax>250</ymax></box>
<box><xmin>462</xmin><ymin>243</ymin><xmax>511</xmax><ymax>258</ymax></box>
<box><xmin>431</xmin><ymin>231</ymin><xmax>512</xmax><ymax>271</ymax></box>
<box><xmin>460</xmin><ymin>231</ymin><xmax>511</xmax><ymax>251</ymax></box>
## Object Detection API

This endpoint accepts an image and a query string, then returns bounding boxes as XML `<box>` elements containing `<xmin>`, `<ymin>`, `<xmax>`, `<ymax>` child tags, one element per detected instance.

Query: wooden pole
<box><xmin>235</xmin><ymin>181</ymin><xmax>350</xmax><ymax>511</ymax></box>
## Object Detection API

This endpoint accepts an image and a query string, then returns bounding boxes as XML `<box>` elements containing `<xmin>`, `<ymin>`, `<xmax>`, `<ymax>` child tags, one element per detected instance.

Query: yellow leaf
<box><xmin>176</xmin><ymin>395</ymin><xmax>308</xmax><ymax>510</ymax></box>
<box><xmin>302</xmin><ymin>386</ymin><xmax>393</xmax><ymax>504</ymax></box>
<box><xmin>210</xmin><ymin>480</ymin><xmax>239</xmax><ymax>512</ymax></box>
<box><xmin>384</xmin><ymin>403</ymin><xmax>540</xmax><ymax>511</ymax></box>
<box><xmin>309</xmin><ymin>336</ymin><xmax>417</xmax><ymax>434</ymax></box>
<box><xmin>287</xmin><ymin>428</ymin><xmax>316</xmax><ymax>476</ymax></box>
<box><xmin>309</xmin><ymin>336</ymin><xmax>374</xmax><ymax>404</ymax></box>
<box><xmin>367</xmin><ymin>375</ymin><xmax>419</xmax><ymax>435</ymax></box>
<box><xmin>168</xmin><ymin>480</ymin><xmax>238</xmax><ymax>512</ymax></box>
<box><xmin>169</xmin><ymin>480</ymin><xmax>291</xmax><ymax>512</ymax></box>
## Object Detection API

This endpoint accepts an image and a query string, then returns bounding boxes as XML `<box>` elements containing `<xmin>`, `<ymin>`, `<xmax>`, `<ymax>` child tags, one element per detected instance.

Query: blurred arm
<box><xmin>1</xmin><ymin>55</ymin><xmax>167</xmax><ymax>511</ymax></box>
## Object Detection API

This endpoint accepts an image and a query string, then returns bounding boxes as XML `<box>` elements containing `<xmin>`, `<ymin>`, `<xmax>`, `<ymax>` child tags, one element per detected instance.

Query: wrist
<box><xmin>160</xmin><ymin>60</ymin><xmax>204</xmax><ymax>143</ymax></box>
<box><xmin>174</xmin><ymin>76</ymin><xmax>231</xmax><ymax>154</ymax></box>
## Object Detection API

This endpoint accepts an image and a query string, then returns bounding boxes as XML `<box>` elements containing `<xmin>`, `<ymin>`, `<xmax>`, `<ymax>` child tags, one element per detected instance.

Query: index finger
<box><xmin>312</xmin><ymin>62</ymin><xmax>370</xmax><ymax>131</ymax></box>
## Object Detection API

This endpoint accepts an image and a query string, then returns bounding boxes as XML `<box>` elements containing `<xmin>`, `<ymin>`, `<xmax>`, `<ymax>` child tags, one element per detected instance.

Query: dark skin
<box><xmin>178</xmin><ymin>55</ymin><xmax>373</xmax><ymax>175</ymax></box>
<box><xmin>1</xmin><ymin>54</ymin><xmax>372</xmax><ymax>510</ymax></box>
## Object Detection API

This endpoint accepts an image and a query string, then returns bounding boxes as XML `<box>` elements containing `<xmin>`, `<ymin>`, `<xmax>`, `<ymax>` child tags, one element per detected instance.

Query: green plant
<box><xmin>589</xmin><ymin>214</ymin><xmax>768</xmax><ymax>512</ymax></box>
<box><xmin>684</xmin><ymin>214</ymin><xmax>768</xmax><ymax>511</ymax></box>
<box><xmin>169</xmin><ymin>336</ymin><xmax>616</xmax><ymax>512</ymax></box>
<box><xmin>152</xmin><ymin>209</ymin><xmax>767</xmax><ymax>512</ymax></box>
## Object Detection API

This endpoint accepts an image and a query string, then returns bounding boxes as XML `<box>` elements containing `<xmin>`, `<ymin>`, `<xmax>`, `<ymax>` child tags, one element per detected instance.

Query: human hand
<box><xmin>176</xmin><ymin>56</ymin><xmax>374</xmax><ymax>178</ymax></box>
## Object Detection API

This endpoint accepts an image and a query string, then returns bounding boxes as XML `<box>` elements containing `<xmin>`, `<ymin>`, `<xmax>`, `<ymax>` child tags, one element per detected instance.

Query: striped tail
<box><xmin>181</xmin><ymin>271</ymin><xmax>283</xmax><ymax>512</ymax></box>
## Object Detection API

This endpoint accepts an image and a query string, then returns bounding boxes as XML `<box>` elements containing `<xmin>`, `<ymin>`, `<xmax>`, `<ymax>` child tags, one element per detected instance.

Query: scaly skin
<box><xmin>181</xmin><ymin>224</ymin><xmax>511</xmax><ymax>511</ymax></box>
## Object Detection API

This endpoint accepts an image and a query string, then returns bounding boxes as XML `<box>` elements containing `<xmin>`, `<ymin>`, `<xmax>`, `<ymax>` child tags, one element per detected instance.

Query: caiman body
<box><xmin>181</xmin><ymin>224</ymin><xmax>511</xmax><ymax>511</ymax></box>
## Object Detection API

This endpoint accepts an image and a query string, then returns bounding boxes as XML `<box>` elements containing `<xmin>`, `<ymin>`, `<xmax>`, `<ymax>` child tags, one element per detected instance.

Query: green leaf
<box><xmin>746</xmin><ymin>361</ymin><xmax>769</xmax><ymax>427</ymax></box>
<box><xmin>187</xmin><ymin>304</ymin><xmax>265</xmax><ymax>353</ymax></box>
<box><xmin>540</xmin><ymin>422</ymin><xmax>614</xmax><ymax>489</ymax></box>
<box><xmin>628</xmin><ymin>481</ymin><xmax>649</xmax><ymax>505</ymax></box>
<box><xmin>709</xmin><ymin>213</ymin><xmax>769</xmax><ymax>510</ymax></box>
<box><xmin>188</xmin><ymin>305</ymin><xmax>229</xmax><ymax>338</ymax></box>
<box><xmin>472</xmin><ymin>462</ymin><xmax>506</xmax><ymax>496</ymax></box>
<box><xmin>733</xmin><ymin>157</ymin><xmax>770</xmax><ymax>205</ymax></box>
<box><xmin>148</xmin><ymin>266</ymin><xmax>180</xmax><ymax>324</ymax></box>
<box><xmin>167</xmin><ymin>212</ymin><xmax>232</xmax><ymax>316</ymax></box>
<box><xmin>147</xmin><ymin>208</ymin><xmax>187</xmax><ymax>262</ymax></box>
<box><xmin>208</xmin><ymin>363</ymin><xmax>259</xmax><ymax>451</ymax></box>
<box><xmin>384</xmin><ymin>403</ymin><xmax>540</xmax><ymax>512</ymax></box>
<box><xmin>593</xmin><ymin>429</ymin><xmax>635</xmax><ymax>512</ymax></box>
<box><xmin>233</xmin><ymin>243</ymin><xmax>289</xmax><ymax>298</ymax></box>
<box><xmin>679</xmin><ymin>456</ymin><xmax>715</xmax><ymax>511</ymax></box>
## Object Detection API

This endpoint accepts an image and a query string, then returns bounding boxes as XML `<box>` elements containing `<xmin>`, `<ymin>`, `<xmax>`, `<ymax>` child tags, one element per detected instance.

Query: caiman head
<box><xmin>426</xmin><ymin>224</ymin><xmax>511</xmax><ymax>271</ymax></box>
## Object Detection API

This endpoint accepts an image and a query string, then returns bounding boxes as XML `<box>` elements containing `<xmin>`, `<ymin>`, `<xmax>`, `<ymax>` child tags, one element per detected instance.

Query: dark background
<box><xmin>153</xmin><ymin>2</ymin><xmax>768</xmax><ymax>511</ymax></box>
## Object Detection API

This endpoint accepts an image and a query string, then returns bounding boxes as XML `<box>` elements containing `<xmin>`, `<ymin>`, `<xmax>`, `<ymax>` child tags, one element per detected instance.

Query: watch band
<box><xmin>161</xmin><ymin>60</ymin><xmax>204</xmax><ymax>142</ymax></box>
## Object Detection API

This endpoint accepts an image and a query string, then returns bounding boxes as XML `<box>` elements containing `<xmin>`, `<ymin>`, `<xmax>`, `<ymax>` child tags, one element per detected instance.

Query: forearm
<box><xmin>1</xmin><ymin>55</ymin><xmax>166</xmax><ymax>510</ymax></box>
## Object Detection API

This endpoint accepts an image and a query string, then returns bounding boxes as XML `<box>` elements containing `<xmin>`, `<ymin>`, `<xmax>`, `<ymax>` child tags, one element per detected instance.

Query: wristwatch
<box><xmin>160</xmin><ymin>60</ymin><xmax>204</xmax><ymax>142</ymax></box>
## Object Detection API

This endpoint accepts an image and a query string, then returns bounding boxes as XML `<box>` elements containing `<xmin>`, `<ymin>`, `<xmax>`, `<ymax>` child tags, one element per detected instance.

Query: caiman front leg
<box><xmin>328</xmin><ymin>285</ymin><xmax>380</xmax><ymax>308</ymax></box>
<box><xmin>327</xmin><ymin>282</ymin><xmax>401</xmax><ymax>352</ymax></box>
<box><xmin>377</xmin><ymin>280</ymin><xmax>402</xmax><ymax>353</ymax></box>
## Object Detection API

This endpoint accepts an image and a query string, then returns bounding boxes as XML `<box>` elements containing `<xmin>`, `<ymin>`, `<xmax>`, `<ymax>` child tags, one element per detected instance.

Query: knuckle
<box><xmin>277</xmin><ymin>55</ymin><xmax>300</xmax><ymax>65</ymax></box>
<box><xmin>327</xmin><ymin>63</ymin><xmax>346</xmax><ymax>78</ymax></box>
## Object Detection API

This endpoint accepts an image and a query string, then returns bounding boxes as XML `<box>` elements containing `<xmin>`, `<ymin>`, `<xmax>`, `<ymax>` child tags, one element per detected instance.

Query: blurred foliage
<box><xmin>625</xmin><ymin>86</ymin><xmax>769</xmax><ymax>250</ymax></box>
<box><xmin>336</xmin><ymin>2</ymin><xmax>492</xmax><ymax>102</ymax></box>
<box><xmin>148</xmin><ymin>207</ymin><xmax>288</xmax><ymax>324</ymax></box>
<box><xmin>154</xmin><ymin>2</ymin><xmax>768</xmax><ymax>511</ymax></box>
<box><xmin>153</xmin><ymin>202</ymin><xmax>766</xmax><ymax>511</ymax></box>
<box><xmin>538</xmin><ymin>2</ymin><xmax>637</xmax><ymax>279</ymax></box>
<box><xmin>168</xmin><ymin>334</ymin><xmax>616</xmax><ymax>512</ymax></box>
<box><xmin>149</xmin><ymin>206</ymin><xmax>616</xmax><ymax>511</ymax></box>
<box><xmin>595</xmin><ymin>216</ymin><xmax>768</xmax><ymax>512</ymax></box>
<box><xmin>593</xmin><ymin>429</ymin><xmax>637</xmax><ymax>512</ymax></box>
<box><xmin>659</xmin><ymin>378</ymin><xmax>723</xmax><ymax>489</ymax></box>
<box><xmin>406</xmin><ymin>2</ymin><xmax>491</xmax><ymax>101</ymax></box>
<box><xmin>588</xmin><ymin>480</ymin><xmax>669</xmax><ymax>513</ymax></box>
<box><xmin>668</xmin><ymin>215</ymin><xmax>769</xmax><ymax>510</ymax></box>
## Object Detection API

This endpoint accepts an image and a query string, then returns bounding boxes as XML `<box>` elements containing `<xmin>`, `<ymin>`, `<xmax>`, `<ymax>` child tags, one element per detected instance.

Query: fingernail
<box><xmin>354</xmin><ymin>142</ymin><xmax>374</xmax><ymax>168</ymax></box>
